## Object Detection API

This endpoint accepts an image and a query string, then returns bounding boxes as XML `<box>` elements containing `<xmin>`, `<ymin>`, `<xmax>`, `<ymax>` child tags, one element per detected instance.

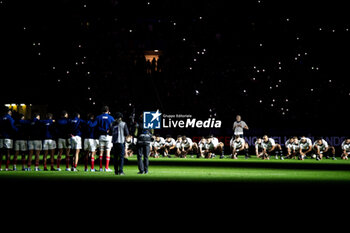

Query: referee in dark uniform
<box><xmin>134</xmin><ymin>114</ymin><xmax>153</xmax><ymax>174</ymax></box>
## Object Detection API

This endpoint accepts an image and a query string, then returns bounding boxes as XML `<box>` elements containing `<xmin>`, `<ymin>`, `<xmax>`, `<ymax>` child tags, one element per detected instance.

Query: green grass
<box><xmin>1</xmin><ymin>155</ymin><xmax>350</xmax><ymax>188</ymax></box>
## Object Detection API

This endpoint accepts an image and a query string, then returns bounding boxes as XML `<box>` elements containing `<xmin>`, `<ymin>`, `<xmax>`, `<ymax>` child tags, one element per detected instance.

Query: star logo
<box><xmin>150</xmin><ymin>109</ymin><xmax>161</xmax><ymax>122</ymax></box>
<box><xmin>143</xmin><ymin>110</ymin><xmax>162</xmax><ymax>129</ymax></box>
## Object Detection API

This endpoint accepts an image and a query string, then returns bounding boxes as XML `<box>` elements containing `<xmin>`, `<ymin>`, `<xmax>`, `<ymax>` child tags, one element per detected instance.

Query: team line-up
<box><xmin>1</xmin><ymin>107</ymin><xmax>349</xmax><ymax>173</ymax></box>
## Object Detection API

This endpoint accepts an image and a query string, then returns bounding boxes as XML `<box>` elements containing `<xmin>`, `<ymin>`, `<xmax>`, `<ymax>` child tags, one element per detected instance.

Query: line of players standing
<box><xmin>0</xmin><ymin>107</ymin><xmax>115</xmax><ymax>171</ymax></box>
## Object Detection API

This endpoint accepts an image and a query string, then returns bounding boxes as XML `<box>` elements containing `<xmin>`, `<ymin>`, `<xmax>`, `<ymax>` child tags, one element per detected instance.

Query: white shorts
<box><xmin>182</xmin><ymin>144</ymin><xmax>193</xmax><ymax>150</ymax></box>
<box><xmin>99</xmin><ymin>135</ymin><xmax>113</xmax><ymax>151</ymax></box>
<box><xmin>58</xmin><ymin>138</ymin><xmax>71</xmax><ymax>149</ymax></box>
<box><xmin>70</xmin><ymin>136</ymin><xmax>82</xmax><ymax>150</ymax></box>
<box><xmin>211</xmin><ymin>141</ymin><xmax>219</xmax><ymax>148</ymax></box>
<box><xmin>175</xmin><ymin>142</ymin><xmax>182</xmax><ymax>149</ymax></box>
<box><xmin>28</xmin><ymin>140</ymin><xmax>43</xmax><ymax>151</ymax></box>
<box><xmin>15</xmin><ymin>140</ymin><xmax>28</xmax><ymax>151</ymax></box>
<box><xmin>198</xmin><ymin>144</ymin><xmax>206</xmax><ymax>150</ymax></box>
<box><xmin>2</xmin><ymin>139</ymin><xmax>14</xmax><ymax>149</ymax></box>
<box><xmin>84</xmin><ymin>138</ymin><xmax>99</xmax><ymax>152</ymax></box>
<box><xmin>43</xmin><ymin>139</ymin><xmax>56</xmax><ymax>150</ymax></box>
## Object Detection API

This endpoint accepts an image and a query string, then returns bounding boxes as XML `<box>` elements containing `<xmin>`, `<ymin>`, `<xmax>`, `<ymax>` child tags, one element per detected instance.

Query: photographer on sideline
<box><xmin>134</xmin><ymin>114</ymin><xmax>153</xmax><ymax>174</ymax></box>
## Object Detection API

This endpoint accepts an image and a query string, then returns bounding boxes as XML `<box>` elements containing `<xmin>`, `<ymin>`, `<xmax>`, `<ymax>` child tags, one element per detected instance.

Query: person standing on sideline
<box><xmin>111</xmin><ymin>112</ymin><xmax>129</xmax><ymax>175</ymax></box>
<box><xmin>134</xmin><ymin>114</ymin><xmax>153</xmax><ymax>174</ymax></box>
<box><xmin>233</xmin><ymin>115</ymin><xmax>249</xmax><ymax>138</ymax></box>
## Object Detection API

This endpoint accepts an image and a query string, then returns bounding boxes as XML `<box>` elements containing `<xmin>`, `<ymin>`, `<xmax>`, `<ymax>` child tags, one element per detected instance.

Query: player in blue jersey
<box><xmin>0</xmin><ymin>109</ymin><xmax>18</xmax><ymax>171</ymax></box>
<box><xmin>13</xmin><ymin>114</ymin><xmax>29</xmax><ymax>171</ymax></box>
<box><xmin>83</xmin><ymin>113</ymin><xmax>98</xmax><ymax>171</ymax></box>
<box><xmin>42</xmin><ymin>113</ymin><xmax>56</xmax><ymax>171</ymax></box>
<box><xmin>95</xmin><ymin>106</ymin><xmax>115</xmax><ymax>172</ymax></box>
<box><xmin>56</xmin><ymin>111</ymin><xmax>71</xmax><ymax>171</ymax></box>
<box><xmin>27</xmin><ymin>113</ymin><xmax>43</xmax><ymax>171</ymax></box>
<box><xmin>69</xmin><ymin>113</ymin><xmax>85</xmax><ymax>171</ymax></box>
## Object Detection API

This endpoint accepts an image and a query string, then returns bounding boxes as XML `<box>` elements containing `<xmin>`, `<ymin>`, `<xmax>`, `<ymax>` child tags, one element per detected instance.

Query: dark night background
<box><xmin>0</xmin><ymin>0</ymin><xmax>349</xmax><ymax>137</ymax></box>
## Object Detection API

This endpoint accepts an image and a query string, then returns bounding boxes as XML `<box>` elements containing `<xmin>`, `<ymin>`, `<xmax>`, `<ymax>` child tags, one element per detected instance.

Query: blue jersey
<box><xmin>0</xmin><ymin>114</ymin><xmax>18</xmax><ymax>139</ymax></box>
<box><xmin>14</xmin><ymin>119</ymin><xmax>30</xmax><ymax>140</ymax></box>
<box><xmin>70</xmin><ymin>117</ymin><xmax>85</xmax><ymax>137</ymax></box>
<box><xmin>28</xmin><ymin>118</ymin><xmax>43</xmax><ymax>140</ymax></box>
<box><xmin>56</xmin><ymin>118</ymin><xmax>71</xmax><ymax>139</ymax></box>
<box><xmin>95</xmin><ymin>113</ymin><xmax>115</xmax><ymax>136</ymax></box>
<box><xmin>83</xmin><ymin>120</ymin><xmax>98</xmax><ymax>139</ymax></box>
<box><xmin>42</xmin><ymin>119</ymin><xmax>55</xmax><ymax>139</ymax></box>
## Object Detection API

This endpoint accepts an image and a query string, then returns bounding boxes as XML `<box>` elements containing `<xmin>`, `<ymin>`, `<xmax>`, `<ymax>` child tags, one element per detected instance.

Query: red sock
<box><xmin>66</xmin><ymin>156</ymin><xmax>70</xmax><ymax>168</ymax></box>
<box><xmin>57</xmin><ymin>157</ymin><xmax>61</xmax><ymax>168</ymax></box>
<box><xmin>91</xmin><ymin>157</ymin><xmax>95</xmax><ymax>170</ymax></box>
<box><xmin>35</xmin><ymin>159</ymin><xmax>39</xmax><ymax>168</ymax></box>
<box><xmin>106</xmin><ymin>156</ymin><xmax>110</xmax><ymax>169</ymax></box>
<box><xmin>99</xmin><ymin>156</ymin><xmax>103</xmax><ymax>169</ymax></box>
<box><xmin>6</xmin><ymin>157</ymin><xmax>10</xmax><ymax>169</ymax></box>
<box><xmin>74</xmin><ymin>163</ymin><xmax>77</xmax><ymax>168</ymax></box>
